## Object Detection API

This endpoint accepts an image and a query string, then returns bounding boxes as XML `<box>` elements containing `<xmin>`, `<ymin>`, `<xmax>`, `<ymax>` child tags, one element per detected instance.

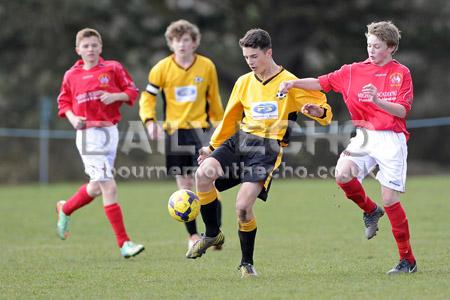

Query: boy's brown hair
<box><xmin>239</xmin><ymin>28</ymin><xmax>272</xmax><ymax>51</ymax></box>
<box><xmin>76</xmin><ymin>28</ymin><xmax>102</xmax><ymax>47</ymax></box>
<box><xmin>366</xmin><ymin>21</ymin><xmax>401</xmax><ymax>54</ymax></box>
<box><xmin>165</xmin><ymin>20</ymin><xmax>201</xmax><ymax>47</ymax></box>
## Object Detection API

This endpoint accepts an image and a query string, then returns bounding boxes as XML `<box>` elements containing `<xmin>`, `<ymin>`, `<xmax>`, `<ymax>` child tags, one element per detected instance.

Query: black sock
<box><xmin>200</xmin><ymin>199</ymin><xmax>220</xmax><ymax>237</ymax></box>
<box><xmin>184</xmin><ymin>219</ymin><xmax>197</xmax><ymax>236</ymax></box>
<box><xmin>238</xmin><ymin>228</ymin><xmax>257</xmax><ymax>265</ymax></box>
<box><xmin>217</xmin><ymin>200</ymin><xmax>222</xmax><ymax>228</ymax></box>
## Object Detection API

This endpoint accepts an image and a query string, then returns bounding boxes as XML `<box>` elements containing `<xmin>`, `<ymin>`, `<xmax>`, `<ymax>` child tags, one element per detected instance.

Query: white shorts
<box><xmin>76</xmin><ymin>125</ymin><xmax>118</xmax><ymax>182</ymax></box>
<box><xmin>339</xmin><ymin>128</ymin><xmax>408</xmax><ymax>192</ymax></box>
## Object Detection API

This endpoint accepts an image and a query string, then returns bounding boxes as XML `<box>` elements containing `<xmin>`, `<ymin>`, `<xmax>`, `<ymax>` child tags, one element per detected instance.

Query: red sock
<box><xmin>62</xmin><ymin>184</ymin><xmax>95</xmax><ymax>216</ymax></box>
<box><xmin>104</xmin><ymin>203</ymin><xmax>130</xmax><ymax>248</ymax></box>
<box><xmin>384</xmin><ymin>202</ymin><xmax>415</xmax><ymax>263</ymax></box>
<box><xmin>337</xmin><ymin>178</ymin><xmax>377</xmax><ymax>213</ymax></box>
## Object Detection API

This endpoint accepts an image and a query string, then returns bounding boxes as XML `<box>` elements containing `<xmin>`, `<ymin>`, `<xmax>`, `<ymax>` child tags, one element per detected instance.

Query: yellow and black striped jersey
<box><xmin>210</xmin><ymin>68</ymin><xmax>332</xmax><ymax>149</ymax></box>
<box><xmin>139</xmin><ymin>54</ymin><xmax>224</xmax><ymax>134</ymax></box>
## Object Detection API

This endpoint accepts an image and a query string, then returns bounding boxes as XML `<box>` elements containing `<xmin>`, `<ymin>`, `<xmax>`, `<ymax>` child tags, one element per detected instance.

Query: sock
<box><xmin>217</xmin><ymin>200</ymin><xmax>222</xmax><ymax>228</ymax></box>
<box><xmin>185</xmin><ymin>219</ymin><xmax>198</xmax><ymax>236</ymax></box>
<box><xmin>104</xmin><ymin>203</ymin><xmax>130</xmax><ymax>248</ymax></box>
<box><xmin>197</xmin><ymin>189</ymin><xmax>220</xmax><ymax>237</ymax></box>
<box><xmin>200</xmin><ymin>200</ymin><xmax>220</xmax><ymax>237</ymax></box>
<box><xmin>238</xmin><ymin>218</ymin><xmax>257</xmax><ymax>265</ymax></box>
<box><xmin>384</xmin><ymin>202</ymin><xmax>415</xmax><ymax>263</ymax></box>
<box><xmin>62</xmin><ymin>184</ymin><xmax>95</xmax><ymax>216</ymax></box>
<box><xmin>337</xmin><ymin>178</ymin><xmax>377</xmax><ymax>213</ymax></box>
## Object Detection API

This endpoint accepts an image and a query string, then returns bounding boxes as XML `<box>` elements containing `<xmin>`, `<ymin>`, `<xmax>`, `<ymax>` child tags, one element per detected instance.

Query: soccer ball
<box><xmin>168</xmin><ymin>189</ymin><xmax>200</xmax><ymax>222</ymax></box>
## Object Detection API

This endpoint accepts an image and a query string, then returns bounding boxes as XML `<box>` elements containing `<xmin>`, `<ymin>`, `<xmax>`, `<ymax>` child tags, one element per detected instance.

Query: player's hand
<box><xmin>301</xmin><ymin>103</ymin><xmax>324</xmax><ymax>117</ymax></box>
<box><xmin>99</xmin><ymin>92</ymin><xmax>119</xmax><ymax>105</ymax></box>
<box><xmin>361</xmin><ymin>83</ymin><xmax>379</xmax><ymax>103</ymax></box>
<box><xmin>146</xmin><ymin>121</ymin><xmax>163</xmax><ymax>140</ymax></box>
<box><xmin>197</xmin><ymin>146</ymin><xmax>212</xmax><ymax>165</ymax></box>
<box><xmin>68</xmin><ymin>115</ymin><xmax>87</xmax><ymax>129</ymax></box>
<box><xmin>278</xmin><ymin>80</ymin><xmax>295</xmax><ymax>94</ymax></box>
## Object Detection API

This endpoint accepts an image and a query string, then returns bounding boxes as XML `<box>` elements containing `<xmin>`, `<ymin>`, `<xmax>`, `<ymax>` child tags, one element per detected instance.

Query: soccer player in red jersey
<box><xmin>279</xmin><ymin>21</ymin><xmax>416</xmax><ymax>274</ymax></box>
<box><xmin>56</xmin><ymin>28</ymin><xmax>144</xmax><ymax>258</ymax></box>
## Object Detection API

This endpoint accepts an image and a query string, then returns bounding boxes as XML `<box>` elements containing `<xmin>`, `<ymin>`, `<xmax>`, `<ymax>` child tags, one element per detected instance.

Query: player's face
<box><xmin>75</xmin><ymin>36</ymin><xmax>102</xmax><ymax>65</ymax></box>
<box><xmin>170</xmin><ymin>33</ymin><xmax>197</xmax><ymax>59</ymax></box>
<box><xmin>242</xmin><ymin>47</ymin><xmax>271</xmax><ymax>75</ymax></box>
<box><xmin>367</xmin><ymin>34</ymin><xmax>394</xmax><ymax>66</ymax></box>
<box><xmin>76</xmin><ymin>36</ymin><xmax>102</xmax><ymax>66</ymax></box>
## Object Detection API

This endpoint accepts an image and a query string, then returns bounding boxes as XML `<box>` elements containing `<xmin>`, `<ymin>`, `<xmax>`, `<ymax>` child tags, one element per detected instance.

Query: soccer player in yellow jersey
<box><xmin>139</xmin><ymin>20</ymin><xmax>224</xmax><ymax>251</ymax></box>
<box><xmin>186</xmin><ymin>28</ymin><xmax>333</xmax><ymax>278</ymax></box>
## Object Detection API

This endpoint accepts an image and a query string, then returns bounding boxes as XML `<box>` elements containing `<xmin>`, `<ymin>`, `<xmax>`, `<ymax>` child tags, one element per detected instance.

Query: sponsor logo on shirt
<box><xmin>175</xmin><ymin>85</ymin><xmax>197</xmax><ymax>102</ymax></box>
<box><xmin>194</xmin><ymin>76</ymin><xmax>204</xmax><ymax>84</ymax></box>
<box><xmin>357</xmin><ymin>90</ymin><xmax>398</xmax><ymax>102</ymax></box>
<box><xmin>251</xmin><ymin>101</ymin><xmax>278</xmax><ymax>120</ymax></box>
<box><xmin>75</xmin><ymin>90</ymin><xmax>103</xmax><ymax>103</ymax></box>
<box><xmin>98</xmin><ymin>73</ymin><xmax>111</xmax><ymax>88</ymax></box>
<box><xmin>389</xmin><ymin>72</ymin><xmax>402</xmax><ymax>87</ymax></box>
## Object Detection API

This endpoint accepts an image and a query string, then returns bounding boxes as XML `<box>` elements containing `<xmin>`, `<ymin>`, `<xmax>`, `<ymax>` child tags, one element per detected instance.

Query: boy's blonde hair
<box><xmin>165</xmin><ymin>20</ymin><xmax>201</xmax><ymax>47</ymax></box>
<box><xmin>366</xmin><ymin>21</ymin><xmax>401</xmax><ymax>54</ymax></box>
<box><xmin>76</xmin><ymin>28</ymin><xmax>102</xmax><ymax>47</ymax></box>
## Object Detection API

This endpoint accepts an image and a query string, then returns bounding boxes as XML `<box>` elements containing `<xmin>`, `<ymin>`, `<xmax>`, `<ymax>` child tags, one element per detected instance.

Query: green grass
<box><xmin>1</xmin><ymin>176</ymin><xmax>450</xmax><ymax>299</ymax></box>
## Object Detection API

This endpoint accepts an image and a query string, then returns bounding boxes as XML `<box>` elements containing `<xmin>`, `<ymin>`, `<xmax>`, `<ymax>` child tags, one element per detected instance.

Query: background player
<box><xmin>56</xmin><ymin>28</ymin><xmax>144</xmax><ymax>258</ymax></box>
<box><xmin>139</xmin><ymin>20</ymin><xmax>224</xmax><ymax>252</ymax></box>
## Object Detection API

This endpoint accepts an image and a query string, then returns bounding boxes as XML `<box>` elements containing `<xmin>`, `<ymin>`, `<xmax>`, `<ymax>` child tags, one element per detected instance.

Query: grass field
<box><xmin>1</xmin><ymin>176</ymin><xmax>450</xmax><ymax>299</ymax></box>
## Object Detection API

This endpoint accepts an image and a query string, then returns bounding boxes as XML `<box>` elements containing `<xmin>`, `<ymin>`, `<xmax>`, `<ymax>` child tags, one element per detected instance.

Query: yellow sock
<box><xmin>197</xmin><ymin>189</ymin><xmax>218</xmax><ymax>205</ymax></box>
<box><xmin>238</xmin><ymin>218</ymin><xmax>257</xmax><ymax>232</ymax></box>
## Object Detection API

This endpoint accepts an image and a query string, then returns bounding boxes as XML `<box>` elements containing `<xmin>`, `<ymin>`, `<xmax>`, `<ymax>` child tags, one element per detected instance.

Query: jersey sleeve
<box><xmin>57</xmin><ymin>73</ymin><xmax>72</xmax><ymax>118</ymax></box>
<box><xmin>114</xmin><ymin>62</ymin><xmax>139</xmax><ymax>106</ymax></box>
<box><xmin>394</xmin><ymin>69</ymin><xmax>414</xmax><ymax>114</ymax></box>
<box><xmin>206</xmin><ymin>62</ymin><xmax>224</xmax><ymax>125</ymax></box>
<box><xmin>293</xmin><ymin>89</ymin><xmax>332</xmax><ymax>126</ymax></box>
<box><xmin>210</xmin><ymin>81</ymin><xmax>244</xmax><ymax>149</ymax></box>
<box><xmin>318</xmin><ymin>64</ymin><xmax>350</xmax><ymax>94</ymax></box>
<box><xmin>139</xmin><ymin>63</ymin><xmax>164</xmax><ymax>123</ymax></box>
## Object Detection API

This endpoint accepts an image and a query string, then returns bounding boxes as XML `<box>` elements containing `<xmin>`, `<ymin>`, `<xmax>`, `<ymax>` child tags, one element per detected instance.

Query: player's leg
<box><xmin>100</xmin><ymin>179</ymin><xmax>144</xmax><ymax>258</ymax></box>
<box><xmin>335</xmin><ymin>148</ymin><xmax>383</xmax><ymax>239</ymax></box>
<box><xmin>373</xmin><ymin>131</ymin><xmax>415</xmax><ymax>274</ymax></box>
<box><xmin>236</xmin><ymin>182</ymin><xmax>261</xmax><ymax>278</ymax></box>
<box><xmin>335</xmin><ymin>158</ymin><xmax>378</xmax><ymax>213</ymax></box>
<box><xmin>186</xmin><ymin>157</ymin><xmax>224</xmax><ymax>258</ymax></box>
<box><xmin>176</xmin><ymin>174</ymin><xmax>200</xmax><ymax>248</ymax></box>
<box><xmin>382</xmin><ymin>187</ymin><xmax>416</xmax><ymax>274</ymax></box>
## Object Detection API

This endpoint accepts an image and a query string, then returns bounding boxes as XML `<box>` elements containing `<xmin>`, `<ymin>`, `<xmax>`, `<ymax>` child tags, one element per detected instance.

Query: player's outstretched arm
<box><xmin>279</xmin><ymin>78</ymin><xmax>322</xmax><ymax>94</ymax></box>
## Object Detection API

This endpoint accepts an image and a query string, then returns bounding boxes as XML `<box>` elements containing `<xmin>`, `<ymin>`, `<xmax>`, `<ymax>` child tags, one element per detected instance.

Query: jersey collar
<box><xmin>254</xmin><ymin>66</ymin><xmax>285</xmax><ymax>85</ymax></box>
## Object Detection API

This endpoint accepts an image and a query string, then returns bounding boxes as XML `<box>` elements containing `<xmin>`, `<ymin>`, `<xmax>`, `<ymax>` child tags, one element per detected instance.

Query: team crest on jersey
<box><xmin>194</xmin><ymin>76</ymin><xmax>204</xmax><ymax>84</ymax></box>
<box><xmin>98</xmin><ymin>73</ymin><xmax>111</xmax><ymax>87</ymax></box>
<box><xmin>251</xmin><ymin>101</ymin><xmax>278</xmax><ymax>120</ymax></box>
<box><xmin>389</xmin><ymin>73</ymin><xmax>402</xmax><ymax>87</ymax></box>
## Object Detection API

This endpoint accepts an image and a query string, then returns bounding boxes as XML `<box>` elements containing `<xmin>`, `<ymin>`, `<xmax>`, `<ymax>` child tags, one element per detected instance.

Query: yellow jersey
<box><xmin>210</xmin><ymin>68</ymin><xmax>332</xmax><ymax>149</ymax></box>
<box><xmin>139</xmin><ymin>54</ymin><xmax>224</xmax><ymax>134</ymax></box>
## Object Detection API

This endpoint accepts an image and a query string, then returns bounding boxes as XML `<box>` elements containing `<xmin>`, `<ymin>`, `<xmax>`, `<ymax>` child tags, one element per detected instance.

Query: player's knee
<box><xmin>100</xmin><ymin>181</ymin><xmax>117</xmax><ymax>199</ymax></box>
<box><xmin>87</xmin><ymin>182</ymin><xmax>102</xmax><ymax>197</ymax></box>
<box><xmin>196</xmin><ymin>158</ymin><xmax>222</xmax><ymax>183</ymax></box>
<box><xmin>335</xmin><ymin>170</ymin><xmax>353</xmax><ymax>184</ymax></box>
<box><xmin>236</xmin><ymin>203</ymin><xmax>250</xmax><ymax>222</ymax></box>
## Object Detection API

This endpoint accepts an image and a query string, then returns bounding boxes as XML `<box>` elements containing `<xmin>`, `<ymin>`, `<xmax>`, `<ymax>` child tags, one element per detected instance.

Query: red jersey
<box><xmin>57</xmin><ymin>57</ymin><xmax>138</xmax><ymax>125</ymax></box>
<box><xmin>318</xmin><ymin>59</ymin><xmax>413</xmax><ymax>139</ymax></box>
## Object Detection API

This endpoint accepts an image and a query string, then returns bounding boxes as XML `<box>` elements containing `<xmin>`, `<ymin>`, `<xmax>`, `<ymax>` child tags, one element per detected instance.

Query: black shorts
<box><xmin>210</xmin><ymin>130</ymin><xmax>283</xmax><ymax>201</ymax></box>
<box><xmin>165</xmin><ymin>128</ymin><xmax>212</xmax><ymax>176</ymax></box>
